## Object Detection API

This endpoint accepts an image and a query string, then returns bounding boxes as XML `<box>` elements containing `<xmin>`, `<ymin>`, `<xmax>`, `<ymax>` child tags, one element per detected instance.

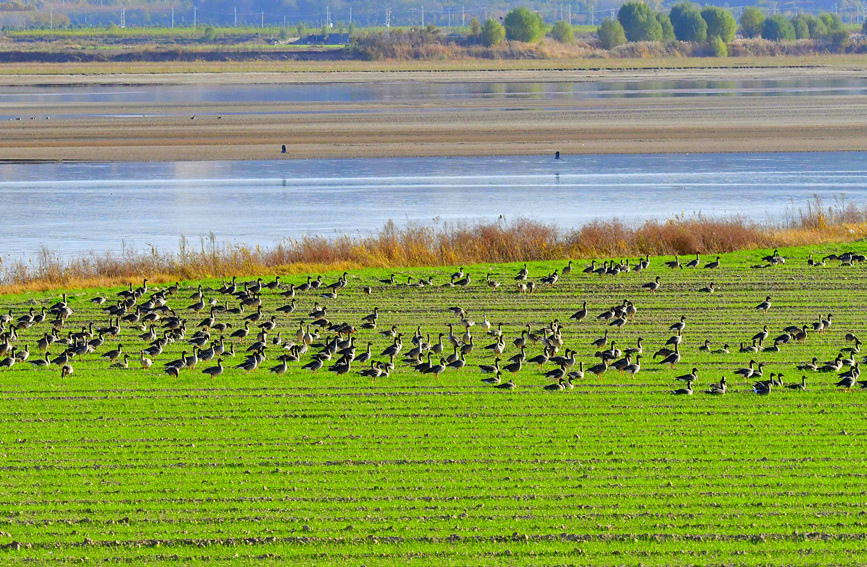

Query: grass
<box><xmin>1</xmin><ymin>241</ymin><xmax>867</xmax><ymax>563</ymax></box>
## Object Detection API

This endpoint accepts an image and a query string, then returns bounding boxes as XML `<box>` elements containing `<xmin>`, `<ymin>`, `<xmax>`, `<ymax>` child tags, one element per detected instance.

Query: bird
<box><xmin>675</xmin><ymin>367</ymin><xmax>699</xmax><ymax>382</ymax></box>
<box><xmin>672</xmin><ymin>380</ymin><xmax>693</xmax><ymax>395</ymax></box>
<box><xmin>786</xmin><ymin>376</ymin><xmax>807</xmax><ymax>391</ymax></box>
<box><xmin>60</xmin><ymin>364</ymin><xmax>74</xmax><ymax>378</ymax></box>
<box><xmin>755</xmin><ymin>296</ymin><xmax>772</xmax><ymax>313</ymax></box>
<box><xmin>658</xmin><ymin>344</ymin><xmax>681</xmax><ymax>368</ymax></box>
<box><xmin>642</xmin><ymin>276</ymin><xmax>661</xmax><ymax>294</ymax></box>
<box><xmin>704</xmin><ymin>256</ymin><xmax>721</xmax><ymax>269</ymax></box>
<box><xmin>202</xmin><ymin>359</ymin><xmax>224</xmax><ymax>379</ymax></box>
<box><xmin>706</xmin><ymin>376</ymin><xmax>727</xmax><ymax>395</ymax></box>
<box><xmin>495</xmin><ymin>379</ymin><xmax>516</xmax><ymax>390</ymax></box>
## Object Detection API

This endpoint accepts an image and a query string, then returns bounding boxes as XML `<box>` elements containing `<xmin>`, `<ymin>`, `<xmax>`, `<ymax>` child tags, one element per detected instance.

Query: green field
<box><xmin>2</xmin><ymin>243</ymin><xmax>867</xmax><ymax>564</ymax></box>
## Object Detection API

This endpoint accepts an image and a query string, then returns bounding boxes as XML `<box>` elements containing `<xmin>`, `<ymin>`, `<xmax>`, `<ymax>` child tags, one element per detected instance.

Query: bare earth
<box><xmin>0</xmin><ymin>67</ymin><xmax>865</xmax><ymax>162</ymax></box>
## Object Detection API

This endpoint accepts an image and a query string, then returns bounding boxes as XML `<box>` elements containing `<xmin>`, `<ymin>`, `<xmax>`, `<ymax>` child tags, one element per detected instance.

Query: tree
<box><xmin>503</xmin><ymin>7</ymin><xmax>546</xmax><ymax>42</ymax></box>
<box><xmin>806</xmin><ymin>15</ymin><xmax>827</xmax><ymax>39</ymax></box>
<box><xmin>617</xmin><ymin>1</ymin><xmax>663</xmax><ymax>42</ymax></box>
<box><xmin>551</xmin><ymin>20</ymin><xmax>574</xmax><ymax>43</ymax></box>
<box><xmin>598</xmin><ymin>18</ymin><xmax>627</xmax><ymax>49</ymax></box>
<box><xmin>739</xmin><ymin>7</ymin><xmax>764</xmax><ymax>38</ymax></box>
<box><xmin>670</xmin><ymin>2</ymin><xmax>706</xmax><ymax>42</ymax></box>
<box><xmin>469</xmin><ymin>17</ymin><xmax>481</xmax><ymax>38</ymax></box>
<box><xmin>701</xmin><ymin>6</ymin><xmax>736</xmax><ymax>43</ymax></box>
<box><xmin>657</xmin><ymin>13</ymin><xmax>675</xmax><ymax>40</ymax></box>
<box><xmin>819</xmin><ymin>12</ymin><xmax>843</xmax><ymax>32</ymax></box>
<box><xmin>791</xmin><ymin>14</ymin><xmax>810</xmax><ymax>39</ymax></box>
<box><xmin>480</xmin><ymin>18</ymin><xmax>505</xmax><ymax>46</ymax></box>
<box><xmin>862</xmin><ymin>21</ymin><xmax>867</xmax><ymax>35</ymax></box>
<box><xmin>761</xmin><ymin>14</ymin><xmax>795</xmax><ymax>41</ymax></box>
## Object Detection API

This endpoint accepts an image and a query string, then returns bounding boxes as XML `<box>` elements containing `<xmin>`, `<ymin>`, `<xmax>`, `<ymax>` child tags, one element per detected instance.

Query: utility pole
<box><xmin>120</xmin><ymin>7</ymin><xmax>125</xmax><ymax>28</ymax></box>
<box><xmin>349</xmin><ymin>6</ymin><xmax>352</xmax><ymax>24</ymax></box>
<box><xmin>193</xmin><ymin>5</ymin><xmax>196</xmax><ymax>27</ymax></box>
<box><xmin>448</xmin><ymin>7</ymin><xmax>451</xmax><ymax>27</ymax></box>
<box><xmin>421</xmin><ymin>5</ymin><xmax>424</xmax><ymax>26</ymax></box>
<box><xmin>461</xmin><ymin>5</ymin><xmax>464</xmax><ymax>26</ymax></box>
<box><xmin>49</xmin><ymin>8</ymin><xmax>52</xmax><ymax>28</ymax></box>
<box><xmin>568</xmin><ymin>5</ymin><xmax>571</xmax><ymax>25</ymax></box>
<box><xmin>234</xmin><ymin>7</ymin><xmax>237</xmax><ymax>26</ymax></box>
<box><xmin>385</xmin><ymin>7</ymin><xmax>391</xmax><ymax>27</ymax></box>
<box><xmin>171</xmin><ymin>7</ymin><xmax>174</xmax><ymax>28</ymax></box>
<box><xmin>261</xmin><ymin>11</ymin><xmax>264</xmax><ymax>27</ymax></box>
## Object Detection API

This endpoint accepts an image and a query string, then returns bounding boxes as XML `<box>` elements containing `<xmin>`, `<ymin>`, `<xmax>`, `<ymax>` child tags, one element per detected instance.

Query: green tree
<box><xmin>805</xmin><ymin>15</ymin><xmax>827</xmax><ymax>39</ymax></box>
<box><xmin>670</xmin><ymin>2</ymin><xmax>706</xmax><ymax>42</ymax></box>
<box><xmin>597</xmin><ymin>18</ymin><xmax>627</xmax><ymax>49</ymax></box>
<box><xmin>700</xmin><ymin>6</ymin><xmax>736</xmax><ymax>42</ymax></box>
<box><xmin>503</xmin><ymin>7</ymin><xmax>546</xmax><ymax>42</ymax></box>
<box><xmin>551</xmin><ymin>20</ymin><xmax>574</xmax><ymax>43</ymax></box>
<box><xmin>862</xmin><ymin>21</ymin><xmax>867</xmax><ymax>35</ymax></box>
<box><xmin>739</xmin><ymin>6</ymin><xmax>764</xmax><ymax>38</ymax></box>
<box><xmin>480</xmin><ymin>18</ymin><xmax>505</xmax><ymax>46</ymax></box>
<box><xmin>761</xmin><ymin>14</ymin><xmax>795</xmax><ymax>41</ymax></box>
<box><xmin>828</xmin><ymin>30</ymin><xmax>851</xmax><ymax>52</ymax></box>
<box><xmin>201</xmin><ymin>25</ymin><xmax>217</xmax><ymax>42</ymax></box>
<box><xmin>469</xmin><ymin>17</ymin><xmax>482</xmax><ymax>38</ymax></box>
<box><xmin>790</xmin><ymin>14</ymin><xmax>810</xmax><ymax>39</ymax></box>
<box><xmin>657</xmin><ymin>13</ymin><xmax>675</xmax><ymax>40</ymax></box>
<box><xmin>819</xmin><ymin>12</ymin><xmax>843</xmax><ymax>32</ymax></box>
<box><xmin>617</xmin><ymin>1</ymin><xmax>663</xmax><ymax>42</ymax></box>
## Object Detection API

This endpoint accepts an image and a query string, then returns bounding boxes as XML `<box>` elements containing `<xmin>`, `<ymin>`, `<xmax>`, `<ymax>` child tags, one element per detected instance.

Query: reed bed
<box><xmin>3</xmin><ymin>196</ymin><xmax>866</xmax><ymax>293</ymax></box>
<box><xmin>6</xmin><ymin>209</ymin><xmax>867</xmax><ymax>293</ymax></box>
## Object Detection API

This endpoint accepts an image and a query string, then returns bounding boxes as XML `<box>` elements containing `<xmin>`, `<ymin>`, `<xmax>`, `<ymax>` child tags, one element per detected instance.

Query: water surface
<box><xmin>0</xmin><ymin>152</ymin><xmax>865</xmax><ymax>261</ymax></box>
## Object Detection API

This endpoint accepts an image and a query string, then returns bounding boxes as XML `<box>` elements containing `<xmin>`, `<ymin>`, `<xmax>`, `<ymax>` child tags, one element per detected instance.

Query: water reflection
<box><xmin>0</xmin><ymin>152</ymin><xmax>865</xmax><ymax>260</ymax></box>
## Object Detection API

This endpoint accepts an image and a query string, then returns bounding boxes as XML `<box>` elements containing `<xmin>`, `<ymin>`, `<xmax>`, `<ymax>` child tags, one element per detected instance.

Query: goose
<box><xmin>423</xmin><ymin>358</ymin><xmax>446</xmax><ymax>378</ymax></box>
<box><xmin>665</xmin><ymin>332</ymin><xmax>683</xmax><ymax>346</ymax></box>
<box><xmin>611</xmin><ymin>354</ymin><xmax>632</xmax><ymax>373</ymax></box>
<box><xmin>527</xmin><ymin>349</ymin><xmax>551</xmax><ymax>369</ymax></box>
<box><xmin>845</xmin><ymin>332</ymin><xmax>860</xmax><ymax>343</ymax></box>
<box><xmin>590</xmin><ymin>330</ymin><xmax>609</xmax><ymax>348</ymax></box>
<box><xmin>658</xmin><ymin>344</ymin><xmax>681</xmax><ymax>368</ymax></box>
<box><xmin>515</xmin><ymin>263</ymin><xmax>529</xmax><ymax>281</ymax></box>
<box><xmin>669</xmin><ymin>316</ymin><xmax>687</xmax><ymax>332</ymax></box>
<box><xmin>675</xmin><ymin>368</ymin><xmax>699</xmax><ymax>383</ymax></box>
<box><xmin>101</xmin><ymin>344</ymin><xmax>123</xmax><ymax>363</ymax></box>
<box><xmin>545</xmin><ymin>366</ymin><xmax>567</xmax><ymax>381</ymax></box>
<box><xmin>672</xmin><ymin>380</ymin><xmax>693</xmax><ymax>395</ymax></box>
<box><xmin>202</xmin><ymin>359</ymin><xmax>223</xmax><ymax>379</ymax></box>
<box><xmin>451</xmin><ymin>266</ymin><xmax>465</xmax><ymax>282</ymax></box>
<box><xmin>686</xmin><ymin>253</ymin><xmax>700</xmax><ymax>268</ymax></box>
<box><xmin>14</xmin><ymin>345</ymin><xmax>29</xmax><ymax>363</ymax></box>
<box><xmin>495</xmin><ymin>379</ymin><xmax>516</xmax><ymax>390</ymax></box>
<box><xmin>230</xmin><ymin>322</ymin><xmax>250</xmax><ymax>342</ymax></box>
<box><xmin>570</xmin><ymin>301</ymin><xmax>588</xmax><ymax>322</ymax></box>
<box><xmin>664</xmin><ymin>255</ymin><xmax>681</xmax><ymax>269</ymax></box>
<box><xmin>755</xmin><ymin>296</ymin><xmax>772</xmax><ymax>313</ymax></box>
<box><xmin>447</xmin><ymin>354</ymin><xmax>466</xmax><ymax>371</ymax></box>
<box><xmin>752</xmin><ymin>326</ymin><xmax>769</xmax><ymax>343</ymax></box>
<box><xmin>110</xmin><ymin>354</ymin><xmax>130</xmax><ymax>369</ymax></box>
<box><xmin>164</xmin><ymin>365</ymin><xmax>180</xmax><ymax>378</ymax></box>
<box><xmin>753</xmin><ymin>380</ymin><xmax>772</xmax><ymax>395</ymax></box>
<box><xmin>0</xmin><ymin>347</ymin><xmax>18</xmax><ymax>368</ymax></box>
<box><xmin>568</xmin><ymin>362</ymin><xmax>585</xmax><ymax>380</ymax></box>
<box><xmin>821</xmin><ymin>313</ymin><xmax>833</xmax><ymax>331</ymax></box>
<box><xmin>544</xmin><ymin>378</ymin><xmax>565</xmax><ymax>392</ymax></box>
<box><xmin>786</xmin><ymin>376</ymin><xmax>807</xmax><ymax>391</ymax></box>
<box><xmin>30</xmin><ymin>353</ymin><xmax>51</xmax><ymax>368</ymax></box>
<box><xmin>562</xmin><ymin>260</ymin><xmax>573</xmax><ymax>275</ymax></box>
<box><xmin>642</xmin><ymin>276</ymin><xmax>661</xmax><ymax>295</ymax></box>
<box><xmin>836</xmin><ymin>374</ymin><xmax>857</xmax><ymax>391</ymax></box>
<box><xmin>712</xmin><ymin>343</ymin><xmax>730</xmax><ymax>355</ymax></box>
<box><xmin>582</xmin><ymin>260</ymin><xmax>596</xmax><ymax>274</ymax></box>
<box><xmin>586</xmin><ymin>359</ymin><xmax>608</xmax><ymax>378</ymax></box>
<box><xmin>486</xmin><ymin>273</ymin><xmax>501</xmax><ymax>289</ymax></box>
<box><xmin>704</xmin><ymin>256</ymin><xmax>721</xmax><ymax>269</ymax></box>
<box><xmin>478</xmin><ymin>358</ymin><xmax>500</xmax><ymax>374</ymax></box>
<box><xmin>797</xmin><ymin>357</ymin><xmax>819</xmax><ymax>371</ymax></box>
<box><xmin>819</xmin><ymin>355</ymin><xmax>843</xmax><ymax>372</ymax></box>
<box><xmin>61</xmin><ymin>364</ymin><xmax>74</xmax><ymax>378</ymax></box>
<box><xmin>698</xmin><ymin>282</ymin><xmax>715</xmax><ymax>293</ymax></box>
<box><xmin>706</xmin><ymin>376</ymin><xmax>727</xmax><ymax>395</ymax></box>
<box><xmin>359</xmin><ymin>361</ymin><xmax>382</xmax><ymax>379</ymax></box>
<box><xmin>502</xmin><ymin>357</ymin><xmax>522</xmax><ymax>374</ymax></box>
<box><xmin>761</xmin><ymin>249</ymin><xmax>780</xmax><ymax>263</ymax></box>
<box><xmin>624</xmin><ymin>355</ymin><xmax>642</xmax><ymax>377</ymax></box>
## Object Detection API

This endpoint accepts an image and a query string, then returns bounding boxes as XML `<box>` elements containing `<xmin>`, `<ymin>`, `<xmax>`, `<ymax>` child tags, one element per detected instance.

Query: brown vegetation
<box><xmin>3</xmin><ymin>198</ymin><xmax>867</xmax><ymax>293</ymax></box>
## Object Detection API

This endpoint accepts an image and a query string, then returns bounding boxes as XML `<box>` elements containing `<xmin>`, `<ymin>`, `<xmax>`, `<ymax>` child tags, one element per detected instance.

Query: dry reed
<box><xmin>2</xmin><ymin>198</ymin><xmax>866</xmax><ymax>293</ymax></box>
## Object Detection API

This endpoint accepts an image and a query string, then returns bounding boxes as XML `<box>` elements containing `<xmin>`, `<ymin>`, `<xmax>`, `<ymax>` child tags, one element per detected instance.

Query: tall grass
<box><xmin>3</xmin><ymin>198</ymin><xmax>867</xmax><ymax>293</ymax></box>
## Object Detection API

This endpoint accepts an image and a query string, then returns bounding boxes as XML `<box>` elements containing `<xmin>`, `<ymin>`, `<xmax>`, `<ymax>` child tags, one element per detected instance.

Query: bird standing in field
<box><xmin>756</xmin><ymin>296</ymin><xmax>772</xmax><ymax>313</ymax></box>
<box><xmin>642</xmin><ymin>276</ymin><xmax>661</xmax><ymax>295</ymax></box>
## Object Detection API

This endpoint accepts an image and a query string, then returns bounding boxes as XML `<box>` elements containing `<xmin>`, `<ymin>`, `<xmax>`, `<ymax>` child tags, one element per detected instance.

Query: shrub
<box><xmin>819</xmin><ymin>12</ymin><xmax>843</xmax><ymax>33</ymax></box>
<box><xmin>701</xmin><ymin>6</ymin><xmax>736</xmax><ymax>43</ymax></box>
<box><xmin>201</xmin><ymin>25</ymin><xmax>217</xmax><ymax>42</ymax></box>
<box><xmin>617</xmin><ymin>1</ymin><xmax>663</xmax><ymax>42</ymax></box>
<box><xmin>710</xmin><ymin>35</ymin><xmax>728</xmax><ymax>57</ymax></box>
<box><xmin>762</xmin><ymin>15</ymin><xmax>795</xmax><ymax>41</ymax></box>
<box><xmin>503</xmin><ymin>7</ymin><xmax>546</xmax><ymax>43</ymax></box>
<box><xmin>550</xmin><ymin>20</ymin><xmax>574</xmax><ymax>43</ymax></box>
<box><xmin>480</xmin><ymin>18</ymin><xmax>505</xmax><ymax>46</ymax></box>
<box><xmin>739</xmin><ymin>7</ymin><xmax>765</xmax><ymax>38</ymax></box>
<box><xmin>806</xmin><ymin>16</ymin><xmax>827</xmax><ymax>39</ymax></box>
<box><xmin>828</xmin><ymin>30</ymin><xmax>851</xmax><ymax>52</ymax></box>
<box><xmin>469</xmin><ymin>17</ymin><xmax>481</xmax><ymax>39</ymax></box>
<box><xmin>598</xmin><ymin>18</ymin><xmax>627</xmax><ymax>49</ymax></box>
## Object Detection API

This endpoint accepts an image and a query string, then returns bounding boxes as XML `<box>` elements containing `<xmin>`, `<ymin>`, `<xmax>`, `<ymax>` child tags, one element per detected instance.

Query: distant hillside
<box><xmin>3</xmin><ymin>0</ymin><xmax>861</xmax><ymax>29</ymax></box>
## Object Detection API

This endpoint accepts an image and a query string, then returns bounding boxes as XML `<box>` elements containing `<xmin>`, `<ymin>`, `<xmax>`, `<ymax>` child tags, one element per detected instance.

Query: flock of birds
<box><xmin>0</xmin><ymin>248</ymin><xmax>864</xmax><ymax>397</ymax></box>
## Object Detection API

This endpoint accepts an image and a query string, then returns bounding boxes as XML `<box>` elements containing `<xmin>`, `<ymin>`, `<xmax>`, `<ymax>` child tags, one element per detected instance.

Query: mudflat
<box><xmin>0</xmin><ymin>66</ymin><xmax>865</xmax><ymax>161</ymax></box>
